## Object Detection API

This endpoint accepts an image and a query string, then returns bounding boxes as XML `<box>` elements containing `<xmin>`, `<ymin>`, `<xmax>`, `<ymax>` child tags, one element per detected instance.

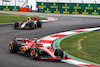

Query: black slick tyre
<box><xmin>14</xmin><ymin>22</ymin><xmax>19</xmax><ymax>27</ymax></box>
<box><xmin>37</xmin><ymin>20</ymin><xmax>42</xmax><ymax>27</ymax></box>
<box><xmin>9</xmin><ymin>41</ymin><xmax>19</xmax><ymax>53</ymax></box>
<box><xmin>30</xmin><ymin>48</ymin><xmax>40</xmax><ymax>59</ymax></box>
<box><xmin>29</xmin><ymin>22</ymin><xmax>35</xmax><ymax>29</ymax></box>
<box><xmin>54</xmin><ymin>49</ymin><xmax>64</xmax><ymax>59</ymax></box>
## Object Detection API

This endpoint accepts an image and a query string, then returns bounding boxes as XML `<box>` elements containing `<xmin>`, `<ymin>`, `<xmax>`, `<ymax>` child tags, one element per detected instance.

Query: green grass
<box><xmin>60</xmin><ymin>31</ymin><xmax>100</xmax><ymax>64</ymax></box>
<box><xmin>0</xmin><ymin>13</ymin><xmax>46</xmax><ymax>23</ymax></box>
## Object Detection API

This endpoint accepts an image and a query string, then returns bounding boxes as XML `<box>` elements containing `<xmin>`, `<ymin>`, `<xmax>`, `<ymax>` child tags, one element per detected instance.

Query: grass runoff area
<box><xmin>61</xmin><ymin>31</ymin><xmax>100</xmax><ymax>64</ymax></box>
<box><xmin>0</xmin><ymin>13</ymin><xmax>46</xmax><ymax>23</ymax></box>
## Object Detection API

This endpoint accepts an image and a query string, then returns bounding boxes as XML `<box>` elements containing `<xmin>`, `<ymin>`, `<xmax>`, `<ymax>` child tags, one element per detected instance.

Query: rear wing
<box><xmin>33</xmin><ymin>18</ymin><xmax>39</xmax><ymax>20</ymax></box>
<box><xmin>14</xmin><ymin>38</ymin><xmax>31</xmax><ymax>42</ymax></box>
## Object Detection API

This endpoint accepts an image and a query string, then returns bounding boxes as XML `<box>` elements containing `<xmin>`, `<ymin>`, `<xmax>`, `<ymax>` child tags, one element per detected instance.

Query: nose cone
<box><xmin>21</xmin><ymin>24</ymin><xmax>25</xmax><ymax>28</ymax></box>
<box><xmin>21</xmin><ymin>23</ymin><xmax>26</xmax><ymax>28</ymax></box>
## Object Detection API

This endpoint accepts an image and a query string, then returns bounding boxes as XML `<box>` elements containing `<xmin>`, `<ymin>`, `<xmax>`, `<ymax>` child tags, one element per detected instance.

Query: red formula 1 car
<box><xmin>14</xmin><ymin>17</ymin><xmax>42</xmax><ymax>29</ymax></box>
<box><xmin>9</xmin><ymin>38</ymin><xmax>68</xmax><ymax>60</ymax></box>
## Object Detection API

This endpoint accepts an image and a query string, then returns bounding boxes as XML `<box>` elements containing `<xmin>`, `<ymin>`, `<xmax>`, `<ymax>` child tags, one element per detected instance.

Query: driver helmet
<box><xmin>28</xmin><ymin>17</ymin><xmax>31</xmax><ymax>21</ymax></box>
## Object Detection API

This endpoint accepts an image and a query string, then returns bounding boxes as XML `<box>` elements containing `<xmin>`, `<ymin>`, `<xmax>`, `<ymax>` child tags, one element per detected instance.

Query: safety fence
<box><xmin>0</xmin><ymin>6</ymin><xmax>19</xmax><ymax>11</ymax></box>
<box><xmin>37</xmin><ymin>2</ymin><xmax>100</xmax><ymax>15</ymax></box>
<box><xmin>0</xmin><ymin>6</ymin><xmax>30</xmax><ymax>11</ymax></box>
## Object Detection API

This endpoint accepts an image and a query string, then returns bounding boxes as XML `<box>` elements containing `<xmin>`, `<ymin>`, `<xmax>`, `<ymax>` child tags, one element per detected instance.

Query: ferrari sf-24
<box><xmin>9</xmin><ymin>38</ymin><xmax>68</xmax><ymax>60</ymax></box>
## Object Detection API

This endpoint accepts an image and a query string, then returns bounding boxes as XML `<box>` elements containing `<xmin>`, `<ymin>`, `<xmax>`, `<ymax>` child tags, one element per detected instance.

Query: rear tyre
<box><xmin>14</xmin><ymin>22</ymin><xmax>19</xmax><ymax>27</ymax></box>
<box><xmin>37</xmin><ymin>20</ymin><xmax>42</xmax><ymax>27</ymax></box>
<box><xmin>30</xmin><ymin>48</ymin><xmax>40</xmax><ymax>59</ymax></box>
<box><xmin>30</xmin><ymin>48</ymin><xmax>35</xmax><ymax>59</ymax></box>
<box><xmin>9</xmin><ymin>41</ymin><xmax>19</xmax><ymax>53</ymax></box>
<box><xmin>54</xmin><ymin>49</ymin><xmax>64</xmax><ymax>59</ymax></box>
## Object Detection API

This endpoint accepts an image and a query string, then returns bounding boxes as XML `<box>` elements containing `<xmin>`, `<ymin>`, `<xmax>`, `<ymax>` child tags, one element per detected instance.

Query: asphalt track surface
<box><xmin>0</xmin><ymin>11</ymin><xmax>100</xmax><ymax>67</ymax></box>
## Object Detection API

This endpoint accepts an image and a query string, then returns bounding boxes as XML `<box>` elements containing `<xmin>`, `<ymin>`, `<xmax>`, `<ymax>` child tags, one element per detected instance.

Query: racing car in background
<box><xmin>9</xmin><ymin>38</ymin><xmax>68</xmax><ymax>60</ymax></box>
<box><xmin>14</xmin><ymin>17</ymin><xmax>42</xmax><ymax>29</ymax></box>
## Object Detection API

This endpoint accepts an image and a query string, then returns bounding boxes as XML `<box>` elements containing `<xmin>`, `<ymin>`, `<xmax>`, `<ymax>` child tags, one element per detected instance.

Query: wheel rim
<box><xmin>30</xmin><ymin>50</ymin><xmax>35</xmax><ymax>59</ymax></box>
<box><xmin>9</xmin><ymin>44</ymin><xmax>13</xmax><ymax>52</ymax></box>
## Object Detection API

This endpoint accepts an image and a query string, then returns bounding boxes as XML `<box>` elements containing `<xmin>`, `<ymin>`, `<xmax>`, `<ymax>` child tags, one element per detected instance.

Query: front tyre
<box><xmin>29</xmin><ymin>22</ymin><xmax>36</xmax><ymax>29</ymax></box>
<box><xmin>54</xmin><ymin>49</ymin><xmax>64</xmax><ymax>59</ymax></box>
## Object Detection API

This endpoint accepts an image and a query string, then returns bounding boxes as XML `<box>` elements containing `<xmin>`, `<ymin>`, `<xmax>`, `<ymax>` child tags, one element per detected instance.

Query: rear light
<box><xmin>36</xmin><ymin>18</ymin><xmax>38</xmax><ymax>19</ymax></box>
<box><xmin>33</xmin><ymin>18</ymin><xmax>35</xmax><ymax>20</ymax></box>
